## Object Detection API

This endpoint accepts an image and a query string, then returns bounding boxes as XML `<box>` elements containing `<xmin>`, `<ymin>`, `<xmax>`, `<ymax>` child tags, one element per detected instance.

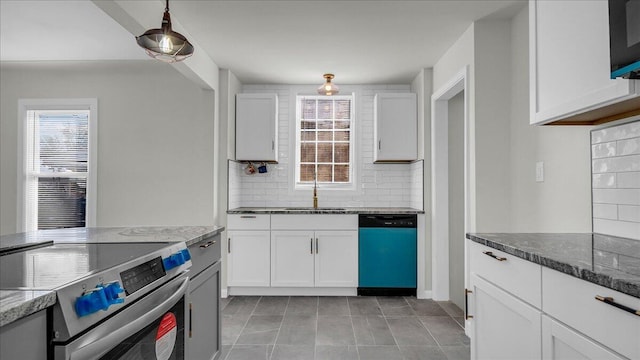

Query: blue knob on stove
<box><xmin>163</xmin><ymin>251</ymin><xmax>185</xmax><ymax>270</ymax></box>
<box><xmin>181</xmin><ymin>249</ymin><xmax>191</xmax><ymax>262</ymax></box>
<box><xmin>74</xmin><ymin>287</ymin><xmax>109</xmax><ymax>317</ymax></box>
<box><xmin>104</xmin><ymin>282</ymin><xmax>125</xmax><ymax>305</ymax></box>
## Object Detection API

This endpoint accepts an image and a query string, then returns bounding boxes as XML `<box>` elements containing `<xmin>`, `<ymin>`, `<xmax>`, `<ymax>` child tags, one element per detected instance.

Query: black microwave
<box><xmin>609</xmin><ymin>0</ymin><xmax>640</xmax><ymax>79</ymax></box>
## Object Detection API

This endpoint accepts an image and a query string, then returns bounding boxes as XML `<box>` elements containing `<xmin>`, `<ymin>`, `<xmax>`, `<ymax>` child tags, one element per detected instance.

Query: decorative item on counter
<box><xmin>258</xmin><ymin>162</ymin><xmax>268</xmax><ymax>173</ymax></box>
<box><xmin>244</xmin><ymin>162</ymin><xmax>256</xmax><ymax>175</ymax></box>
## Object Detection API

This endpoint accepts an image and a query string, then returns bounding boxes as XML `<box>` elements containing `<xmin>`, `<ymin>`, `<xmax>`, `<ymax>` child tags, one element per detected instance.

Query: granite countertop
<box><xmin>228</xmin><ymin>207</ymin><xmax>425</xmax><ymax>214</ymax></box>
<box><xmin>466</xmin><ymin>233</ymin><xmax>640</xmax><ymax>298</ymax></box>
<box><xmin>0</xmin><ymin>226</ymin><xmax>225</xmax><ymax>327</ymax></box>
<box><xmin>0</xmin><ymin>290</ymin><xmax>56</xmax><ymax>327</ymax></box>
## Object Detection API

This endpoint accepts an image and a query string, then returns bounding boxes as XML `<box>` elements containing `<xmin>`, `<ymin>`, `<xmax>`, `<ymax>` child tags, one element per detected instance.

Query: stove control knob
<box><xmin>104</xmin><ymin>281</ymin><xmax>125</xmax><ymax>305</ymax></box>
<box><xmin>163</xmin><ymin>251</ymin><xmax>186</xmax><ymax>271</ymax></box>
<box><xmin>74</xmin><ymin>287</ymin><xmax>109</xmax><ymax>317</ymax></box>
<box><xmin>181</xmin><ymin>249</ymin><xmax>191</xmax><ymax>262</ymax></box>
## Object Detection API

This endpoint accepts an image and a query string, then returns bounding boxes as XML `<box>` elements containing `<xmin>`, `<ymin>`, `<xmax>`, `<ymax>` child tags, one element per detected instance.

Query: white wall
<box><xmin>448</xmin><ymin>91</ymin><xmax>465</xmax><ymax>309</ymax></box>
<box><xmin>508</xmin><ymin>6</ymin><xmax>592</xmax><ymax>232</ymax></box>
<box><xmin>0</xmin><ymin>61</ymin><xmax>216</xmax><ymax>234</ymax></box>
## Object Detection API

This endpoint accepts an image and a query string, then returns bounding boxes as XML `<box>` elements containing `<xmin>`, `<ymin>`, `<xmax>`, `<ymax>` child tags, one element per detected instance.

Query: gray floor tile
<box><xmin>385</xmin><ymin>317</ymin><xmax>437</xmax><ymax>346</ymax></box>
<box><xmin>226</xmin><ymin>345</ymin><xmax>272</xmax><ymax>360</ymax></box>
<box><xmin>436</xmin><ymin>301</ymin><xmax>464</xmax><ymax>317</ymax></box>
<box><xmin>254</xmin><ymin>296</ymin><xmax>289</xmax><ymax>315</ymax></box>
<box><xmin>419</xmin><ymin>316</ymin><xmax>469</xmax><ymax>346</ymax></box>
<box><xmin>441</xmin><ymin>345</ymin><xmax>471</xmax><ymax>360</ymax></box>
<box><xmin>315</xmin><ymin>345</ymin><xmax>359</xmax><ymax>360</ymax></box>
<box><xmin>286</xmin><ymin>296</ymin><xmax>318</xmax><ymax>315</ymax></box>
<box><xmin>377</xmin><ymin>296</ymin><xmax>416</xmax><ymax>316</ymax></box>
<box><xmin>351</xmin><ymin>315</ymin><xmax>396</xmax><ymax>345</ymax></box>
<box><xmin>453</xmin><ymin>317</ymin><xmax>465</xmax><ymax>328</ymax></box>
<box><xmin>221</xmin><ymin>296</ymin><xmax>233</xmax><ymax>311</ymax></box>
<box><xmin>223</xmin><ymin>296</ymin><xmax>260</xmax><ymax>316</ymax></box>
<box><xmin>269</xmin><ymin>345</ymin><xmax>315</xmax><ymax>360</ymax></box>
<box><xmin>318</xmin><ymin>296</ymin><xmax>350</xmax><ymax>315</ymax></box>
<box><xmin>235</xmin><ymin>315</ymin><xmax>283</xmax><ymax>345</ymax></box>
<box><xmin>405</xmin><ymin>297</ymin><xmax>449</xmax><ymax>316</ymax></box>
<box><xmin>276</xmin><ymin>314</ymin><xmax>317</xmax><ymax>345</ymax></box>
<box><xmin>220</xmin><ymin>345</ymin><xmax>232</xmax><ymax>360</ymax></box>
<box><xmin>316</xmin><ymin>316</ymin><xmax>356</xmax><ymax>346</ymax></box>
<box><xmin>222</xmin><ymin>314</ymin><xmax>251</xmax><ymax>345</ymax></box>
<box><xmin>347</xmin><ymin>296</ymin><xmax>382</xmax><ymax>315</ymax></box>
<box><xmin>357</xmin><ymin>345</ymin><xmax>404</xmax><ymax>360</ymax></box>
<box><xmin>398</xmin><ymin>345</ymin><xmax>448</xmax><ymax>360</ymax></box>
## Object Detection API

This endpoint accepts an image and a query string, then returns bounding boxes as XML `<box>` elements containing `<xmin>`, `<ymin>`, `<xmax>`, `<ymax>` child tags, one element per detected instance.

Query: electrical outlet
<box><xmin>536</xmin><ymin>161</ymin><xmax>544</xmax><ymax>182</ymax></box>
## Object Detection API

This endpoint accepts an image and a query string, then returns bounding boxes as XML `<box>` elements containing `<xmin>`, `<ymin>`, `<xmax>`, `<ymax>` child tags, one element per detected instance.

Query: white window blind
<box><xmin>296</xmin><ymin>95</ymin><xmax>353</xmax><ymax>187</ymax></box>
<box><xmin>25</xmin><ymin>110</ymin><xmax>89</xmax><ymax>230</ymax></box>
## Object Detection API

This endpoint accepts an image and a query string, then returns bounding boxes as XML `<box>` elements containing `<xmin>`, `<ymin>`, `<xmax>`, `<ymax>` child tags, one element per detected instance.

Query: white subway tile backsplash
<box><xmin>617</xmin><ymin>172</ymin><xmax>640</xmax><ymax>188</ymax></box>
<box><xmin>591</xmin><ymin>120</ymin><xmax>640</xmax><ymax>144</ymax></box>
<box><xmin>593</xmin><ymin>203</ymin><xmax>618</xmax><ymax>220</ymax></box>
<box><xmin>619</xmin><ymin>205</ymin><xmax>640</xmax><ymax>222</ymax></box>
<box><xmin>592</xmin><ymin>154</ymin><xmax>640</xmax><ymax>173</ymax></box>
<box><xmin>592</xmin><ymin>189</ymin><xmax>640</xmax><ymax>205</ymax></box>
<box><xmin>617</xmin><ymin>137</ymin><xmax>640</xmax><ymax>156</ymax></box>
<box><xmin>592</xmin><ymin>173</ymin><xmax>617</xmax><ymax>188</ymax></box>
<box><xmin>591</xmin><ymin>142</ymin><xmax>616</xmax><ymax>158</ymax></box>
<box><xmin>593</xmin><ymin>218</ymin><xmax>640</xmax><ymax>240</ymax></box>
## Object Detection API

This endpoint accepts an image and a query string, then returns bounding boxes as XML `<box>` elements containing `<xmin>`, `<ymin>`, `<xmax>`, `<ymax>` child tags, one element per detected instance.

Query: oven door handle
<box><xmin>69</xmin><ymin>275</ymin><xmax>189</xmax><ymax>360</ymax></box>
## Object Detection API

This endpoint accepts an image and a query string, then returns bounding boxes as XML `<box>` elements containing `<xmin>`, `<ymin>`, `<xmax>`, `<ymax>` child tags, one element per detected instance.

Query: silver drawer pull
<box><xmin>199</xmin><ymin>240</ymin><xmax>216</xmax><ymax>249</ymax></box>
<box><xmin>240</xmin><ymin>215</ymin><xmax>257</xmax><ymax>219</ymax></box>
<box><xmin>595</xmin><ymin>295</ymin><xmax>640</xmax><ymax>316</ymax></box>
<box><xmin>483</xmin><ymin>251</ymin><xmax>507</xmax><ymax>261</ymax></box>
<box><xmin>465</xmin><ymin>288</ymin><xmax>473</xmax><ymax>320</ymax></box>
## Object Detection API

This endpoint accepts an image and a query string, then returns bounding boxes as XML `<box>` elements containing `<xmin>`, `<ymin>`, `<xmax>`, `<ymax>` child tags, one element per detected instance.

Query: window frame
<box><xmin>293</xmin><ymin>93</ymin><xmax>356</xmax><ymax>191</ymax></box>
<box><xmin>17</xmin><ymin>99</ymin><xmax>98</xmax><ymax>232</ymax></box>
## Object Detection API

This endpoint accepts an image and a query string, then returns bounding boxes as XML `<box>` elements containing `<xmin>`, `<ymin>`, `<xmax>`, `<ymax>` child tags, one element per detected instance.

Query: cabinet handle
<box><xmin>228</xmin><ymin>238</ymin><xmax>231</xmax><ymax>254</ymax></box>
<box><xmin>378</xmin><ymin>140</ymin><xmax>381</xmax><ymax>150</ymax></box>
<box><xmin>199</xmin><ymin>240</ymin><xmax>216</xmax><ymax>249</ymax></box>
<box><xmin>465</xmin><ymin>288</ymin><xmax>473</xmax><ymax>319</ymax></box>
<box><xmin>240</xmin><ymin>215</ymin><xmax>257</xmax><ymax>219</ymax></box>
<box><xmin>483</xmin><ymin>251</ymin><xmax>507</xmax><ymax>261</ymax></box>
<box><xmin>272</xmin><ymin>140</ymin><xmax>275</xmax><ymax>150</ymax></box>
<box><xmin>315</xmin><ymin>238</ymin><xmax>319</xmax><ymax>254</ymax></box>
<box><xmin>188</xmin><ymin>302</ymin><xmax>193</xmax><ymax>338</ymax></box>
<box><xmin>310</xmin><ymin>238</ymin><xmax>313</xmax><ymax>254</ymax></box>
<box><xmin>595</xmin><ymin>295</ymin><xmax>640</xmax><ymax>316</ymax></box>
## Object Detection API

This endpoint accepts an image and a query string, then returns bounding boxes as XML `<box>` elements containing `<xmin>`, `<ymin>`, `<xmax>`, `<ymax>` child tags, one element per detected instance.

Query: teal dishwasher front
<box><xmin>358</xmin><ymin>214</ymin><xmax>417</xmax><ymax>296</ymax></box>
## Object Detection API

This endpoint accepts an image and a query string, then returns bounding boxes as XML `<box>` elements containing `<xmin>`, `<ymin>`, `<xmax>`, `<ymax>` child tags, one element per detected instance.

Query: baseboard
<box><xmin>221</xmin><ymin>288</ymin><xmax>228</xmax><ymax>298</ymax></box>
<box><xmin>416</xmin><ymin>289</ymin><xmax>432</xmax><ymax>299</ymax></box>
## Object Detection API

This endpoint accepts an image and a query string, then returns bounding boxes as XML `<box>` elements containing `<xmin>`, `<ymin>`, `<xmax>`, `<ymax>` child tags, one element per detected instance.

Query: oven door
<box><xmin>54</xmin><ymin>273</ymin><xmax>189</xmax><ymax>360</ymax></box>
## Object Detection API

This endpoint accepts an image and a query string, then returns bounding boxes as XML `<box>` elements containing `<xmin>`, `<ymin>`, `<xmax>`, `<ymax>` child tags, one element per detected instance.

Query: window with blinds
<box><xmin>296</xmin><ymin>95</ymin><xmax>353</xmax><ymax>187</ymax></box>
<box><xmin>25</xmin><ymin>110</ymin><xmax>89</xmax><ymax>230</ymax></box>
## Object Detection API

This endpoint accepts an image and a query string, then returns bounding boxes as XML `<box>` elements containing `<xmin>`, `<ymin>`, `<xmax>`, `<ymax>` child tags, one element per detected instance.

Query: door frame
<box><xmin>430</xmin><ymin>66</ymin><xmax>470</xmax><ymax>302</ymax></box>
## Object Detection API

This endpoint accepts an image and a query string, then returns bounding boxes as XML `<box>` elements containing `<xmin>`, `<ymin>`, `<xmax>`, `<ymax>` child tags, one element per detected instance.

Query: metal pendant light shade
<box><xmin>317</xmin><ymin>74</ymin><xmax>340</xmax><ymax>95</ymax></box>
<box><xmin>136</xmin><ymin>0</ymin><xmax>194</xmax><ymax>63</ymax></box>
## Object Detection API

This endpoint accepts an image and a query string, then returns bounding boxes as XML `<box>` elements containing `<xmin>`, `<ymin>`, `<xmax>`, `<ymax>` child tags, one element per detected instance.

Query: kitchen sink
<box><xmin>284</xmin><ymin>207</ymin><xmax>345</xmax><ymax>211</ymax></box>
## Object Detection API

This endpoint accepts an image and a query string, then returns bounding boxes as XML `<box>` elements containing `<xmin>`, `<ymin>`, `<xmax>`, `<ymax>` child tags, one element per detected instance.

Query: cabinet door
<box><xmin>530</xmin><ymin>0</ymin><xmax>638</xmax><ymax>125</ymax></box>
<box><xmin>315</xmin><ymin>231</ymin><xmax>358</xmax><ymax>287</ymax></box>
<box><xmin>542</xmin><ymin>315</ymin><xmax>625</xmax><ymax>360</ymax></box>
<box><xmin>374</xmin><ymin>93</ymin><xmax>417</xmax><ymax>162</ymax></box>
<box><xmin>236</xmin><ymin>93</ymin><xmax>278</xmax><ymax>161</ymax></box>
<box><xmin>188</xmin><ymin>262</ymin><xmax>221</xmax><ymax>360</ymax></box>
<box><xmin>271</xmin><ymin>231</ymin><xmax>315</xmax><ymax>287</ymax></box>
<box><xmin>470</xmin><ymin>273</ymin><xmax>541</xmax><ymax>360</ymax></box>
<box><xmin>227</xmin><ymin>231</ymin><xmax>270</xmax><ymax>286</ymax></box>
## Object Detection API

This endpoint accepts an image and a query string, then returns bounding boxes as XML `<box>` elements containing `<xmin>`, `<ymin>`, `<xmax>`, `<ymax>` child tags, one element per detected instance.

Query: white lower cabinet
<box><xmin>271</xmin><ymin>230</ymin><xmax>357</xmax><ymax>288</ymax></box>
<box><xmin>542</xmin><ymin>315</ymin><xmax>625</xmax><ymax>360</ymax></box>
<box><xmin>469</xmin><ymin>273</ymin><xmax>542</xmax><ymax>360</ymax></box>
<box><xmin>227</xmin><ymin>230</ymin><xmax>270</xmax><ymax>287</ymax></box>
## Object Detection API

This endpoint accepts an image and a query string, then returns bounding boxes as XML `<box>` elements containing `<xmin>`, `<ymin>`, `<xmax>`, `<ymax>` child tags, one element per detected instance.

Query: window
<box><xmin>295</xmin><ymin>95</ymin><xmax>354</xmax><ymax>188</ymax></box>
<box><xmin>18</xmin><ymin>99</ymin><xmax>97</xmax><ymax>232</ymax></box>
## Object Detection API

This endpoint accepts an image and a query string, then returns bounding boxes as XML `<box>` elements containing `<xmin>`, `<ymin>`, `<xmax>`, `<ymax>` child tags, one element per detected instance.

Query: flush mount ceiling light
<box><xmin>136</xmin><ymin>0</ymin><xmax>194</xmax><ymax>63</ymax></box>
<box><xmin>317</xmin><ymin>74</ymin><xmax>340</xmax><ymax>95</ymax></box>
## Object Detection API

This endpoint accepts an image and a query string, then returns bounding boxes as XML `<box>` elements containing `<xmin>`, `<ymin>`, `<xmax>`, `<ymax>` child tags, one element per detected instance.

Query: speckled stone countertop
<box><xmin>466</xmin><ymin>233</ymin><xmax>640</xmax><ymax>298</ymax></box>
<box><xmin>0</xmin><ymin>226</ymin><xmax>225</xmax><ymax>327</ymax></box>
<box><xmin>228</xmin><ymin>207</ymin><xmax>424</xmax><ymax>214</ymax></box>
<box><xmin>0</xmin><ymin>290</ymin><xmax>56</xmax><ymax>327</ymax></box>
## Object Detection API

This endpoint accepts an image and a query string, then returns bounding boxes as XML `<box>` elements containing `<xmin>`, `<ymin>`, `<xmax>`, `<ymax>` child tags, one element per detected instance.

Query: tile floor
<box><xmin>220</xmin><ymin>296</ymin><xmax>469</xmax><ymax>360</ymax></box>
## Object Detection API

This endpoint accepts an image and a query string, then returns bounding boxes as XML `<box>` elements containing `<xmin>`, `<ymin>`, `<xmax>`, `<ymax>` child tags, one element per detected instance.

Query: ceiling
<box><xmin>0</xmin><ymin>0</ymin><xmax>526</xmax><ymax>84</ymax></box>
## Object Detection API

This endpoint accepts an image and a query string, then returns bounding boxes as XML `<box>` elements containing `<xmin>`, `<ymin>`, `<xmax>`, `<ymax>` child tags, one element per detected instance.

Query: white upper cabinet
<box><xmin>529</xmin><ymin>0</ymin><xmax>640</xmax><ymax>125</ymax></box>
<box><xmin>374</xmin><ymin>93</ymin><xmax>417</xmax><ymax>162</ymax></box>
<box><xmin>235</xmin><ymin>93</ymin><xmax>278</xmax><ymax>162</ymax></box>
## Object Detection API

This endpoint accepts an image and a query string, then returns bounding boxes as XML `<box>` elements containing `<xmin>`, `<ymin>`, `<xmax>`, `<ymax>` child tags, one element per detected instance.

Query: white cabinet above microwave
<box><xmin>529</xmin><ymin>0</ymin><xmax>640</xmax><ymax>125</ymax></box>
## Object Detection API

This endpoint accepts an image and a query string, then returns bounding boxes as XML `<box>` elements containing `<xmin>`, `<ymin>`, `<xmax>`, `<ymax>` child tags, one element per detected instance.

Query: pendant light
<box><xmin>317</xmin><ymin>74</ymin><xmax>340</xmax><ymax>95</ymax></box>
<box><xmin>136</xmin><ymin>0</ymin><xmax>194</xmax><ymax>63</ymax></box>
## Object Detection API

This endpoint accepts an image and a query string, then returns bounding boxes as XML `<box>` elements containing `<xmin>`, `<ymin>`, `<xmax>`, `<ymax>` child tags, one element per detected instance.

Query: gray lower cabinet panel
<box><xmin>188</xmin><ymin>260</ymin><xmax>222</xmax><ymax>360</ymax></box>
<box><xmin>0</xmin><ymin>309</ymin><xmax>47</xmax><ymax>359</ymax></box>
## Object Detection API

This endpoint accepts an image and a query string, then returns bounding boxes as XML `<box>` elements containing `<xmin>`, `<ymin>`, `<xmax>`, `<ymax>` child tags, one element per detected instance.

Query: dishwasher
<box><xmin>358</xmin><ymin>214</ymin><xmax>417</xmax><ymax>296</ymax></box>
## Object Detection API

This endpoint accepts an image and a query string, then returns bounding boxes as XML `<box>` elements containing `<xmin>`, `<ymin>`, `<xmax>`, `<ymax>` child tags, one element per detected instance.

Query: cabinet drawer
<box><xmin>542</xmin><ymin>267</ymin><xmax>640</xmax><ymax>360</ymax></box>
<box><xmin>271</xmin><ymin>215</ymin><xmax>357</xmax><ymax>230</ymax></box>
<box><xmin>188</xmin><ymin>234</ymin><xmax>221</xmax><ymax>278</ymax></box>
<box><xmin>469</xmin><ymin>241</ymin><xmax>541</xmax><ymax>308</ymax></box>
<box><xmin>227</xmin><ymin>214</ymin><xmax>270</xmax><ymax>230</ymax></box>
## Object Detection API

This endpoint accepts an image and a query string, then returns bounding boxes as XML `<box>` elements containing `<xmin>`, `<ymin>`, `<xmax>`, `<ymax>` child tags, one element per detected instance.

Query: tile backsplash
<box><xmin>228</xmin><ymin>84</ymin><xmax>424</xmax><ymax>210</ymax></box>
<box><xmin>591</xmin><ymin>118</ymin><xmax>640</xmax><ymax>240</ymax></box>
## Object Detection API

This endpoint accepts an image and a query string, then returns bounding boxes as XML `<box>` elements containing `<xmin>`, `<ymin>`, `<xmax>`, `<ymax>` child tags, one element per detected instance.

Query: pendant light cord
<box><xmin>165</xmin><ymin>0</ymin><xmax>169</xmax><ymax>12</ymax></box>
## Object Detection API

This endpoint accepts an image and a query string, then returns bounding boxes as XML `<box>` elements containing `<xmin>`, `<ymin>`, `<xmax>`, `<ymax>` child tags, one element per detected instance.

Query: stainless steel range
<box><xmin>0</xmin><ymin>241</ymin><xmax>192</xmax><ymax>359</ymax></box>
